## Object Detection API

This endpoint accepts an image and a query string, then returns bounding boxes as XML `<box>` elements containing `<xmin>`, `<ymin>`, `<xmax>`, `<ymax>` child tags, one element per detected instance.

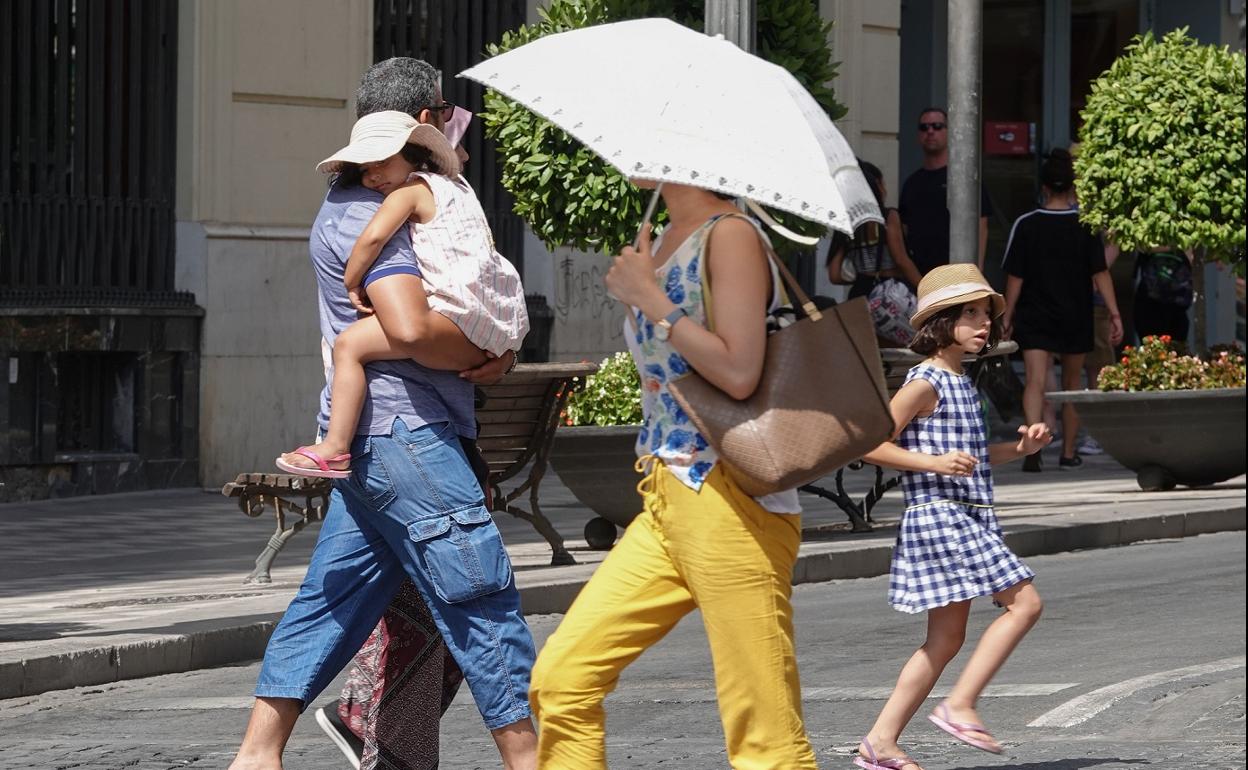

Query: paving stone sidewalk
<box><xmin>1</xmin><ymin>449</ymin><xmax>1243</xmax><ymax>699</ymax></box>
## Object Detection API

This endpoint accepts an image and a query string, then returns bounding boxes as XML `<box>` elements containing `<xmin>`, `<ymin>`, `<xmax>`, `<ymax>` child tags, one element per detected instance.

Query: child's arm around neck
<box><xmin>343</xmin><ymin>178</ymin><xmax>435</xmax><ymax>291</ymax></box>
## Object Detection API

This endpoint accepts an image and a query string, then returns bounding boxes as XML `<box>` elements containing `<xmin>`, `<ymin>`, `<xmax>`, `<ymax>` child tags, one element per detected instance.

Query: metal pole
<box><xmin>705</xmin><ymin>0</ymin><xmax>755</xmax><ymax>53</ymax></box>
<box><xmin>946</xmin><ymin>0</ymin><xmax>982</xmax><ymax>265</ymax></box>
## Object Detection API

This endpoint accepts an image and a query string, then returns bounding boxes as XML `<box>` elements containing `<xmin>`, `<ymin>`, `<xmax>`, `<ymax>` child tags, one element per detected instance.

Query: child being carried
<box><xmin>278</xmin><ymin>109</ymin><xmax>528</xmax><ymax>477</ymax></box>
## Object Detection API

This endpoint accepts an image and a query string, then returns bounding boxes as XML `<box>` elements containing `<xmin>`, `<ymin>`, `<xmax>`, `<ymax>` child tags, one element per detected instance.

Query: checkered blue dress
<box><xmin>888</xmin><ymin>364</ymin><xmax>1034</xmax><ymax>613</ymax></box>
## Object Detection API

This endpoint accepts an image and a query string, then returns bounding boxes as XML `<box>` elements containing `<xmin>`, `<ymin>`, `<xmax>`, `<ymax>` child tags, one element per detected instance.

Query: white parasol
<box><xmin>459</xmin><ymin>17</ymin><xmax>881</xmax><ymax>243</ymax></box>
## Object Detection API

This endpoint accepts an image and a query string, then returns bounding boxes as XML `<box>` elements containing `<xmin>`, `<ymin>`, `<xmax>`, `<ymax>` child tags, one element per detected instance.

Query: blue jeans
<box><xmin>255</xmin><ymin>419</ymin><xmax>534</xmax><ymax>730</ymax></box>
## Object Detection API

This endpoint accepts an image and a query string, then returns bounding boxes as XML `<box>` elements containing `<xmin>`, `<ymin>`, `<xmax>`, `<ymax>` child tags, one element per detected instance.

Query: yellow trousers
<box><xmin>530</xmin><ymin>462</ymin><xmax>817</xmax><ymax>769</ymax></box>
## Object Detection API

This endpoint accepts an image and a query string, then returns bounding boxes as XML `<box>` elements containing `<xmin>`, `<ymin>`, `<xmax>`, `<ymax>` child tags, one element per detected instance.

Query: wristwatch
<box><xmin>654</xmin><ymin>307</ymin><xmax>687</xmax><ymax>342</ymax></box>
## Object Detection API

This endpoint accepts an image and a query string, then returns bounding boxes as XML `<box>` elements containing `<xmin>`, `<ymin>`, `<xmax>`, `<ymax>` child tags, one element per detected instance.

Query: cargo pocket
<box><xmin>408</xmin><ymin>505</ymin><xmax>512</xmax><ymax>604</ymax></box>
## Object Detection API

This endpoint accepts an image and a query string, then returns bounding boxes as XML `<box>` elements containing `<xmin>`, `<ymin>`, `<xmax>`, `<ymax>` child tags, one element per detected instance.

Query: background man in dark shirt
<box><xmin>899</xmin><ymin>106</ymin><xmax>994</xmax><ymax>273</ymax></box>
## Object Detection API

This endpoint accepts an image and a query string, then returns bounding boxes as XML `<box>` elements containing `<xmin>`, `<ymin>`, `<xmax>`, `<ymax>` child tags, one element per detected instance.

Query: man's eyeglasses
<box><xmin>433</xmin><ymin>101</ymin><xmax>456</xmax><ymax>120</ymax></box>
<box><xmin>918</xmin><ymin>122</ymin><xmax>946</xmax><ymax>132</ymax></box>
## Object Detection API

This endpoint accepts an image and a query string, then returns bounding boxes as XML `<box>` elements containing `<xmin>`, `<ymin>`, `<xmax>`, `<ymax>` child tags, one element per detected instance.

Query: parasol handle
<box><xmin>633</xmin><ymin>183</ymin><xmax>665</xmax><ymax>250</ymax></box>
<box><xmin>619</xmin><ymin>184</ymin><xmax>666</xmax><ymax>331</ymax></box>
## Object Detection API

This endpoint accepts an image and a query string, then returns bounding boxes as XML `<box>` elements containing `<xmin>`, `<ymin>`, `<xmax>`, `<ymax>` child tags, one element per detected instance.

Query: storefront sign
<box><xmin>984</xmin><ymin>121</ymin><xmax>1033</xmax><ymax>155</ymax></box>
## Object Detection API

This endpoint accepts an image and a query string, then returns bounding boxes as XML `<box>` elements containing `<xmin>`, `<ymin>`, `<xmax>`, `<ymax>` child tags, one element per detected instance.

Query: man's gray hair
<box><xmin>356</xmin><ymin>57</ymin><xmax>440</xmax><ymax>119</ymax></box>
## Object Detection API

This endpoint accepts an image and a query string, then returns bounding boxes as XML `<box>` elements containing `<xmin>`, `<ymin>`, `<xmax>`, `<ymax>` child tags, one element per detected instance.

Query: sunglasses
<box><xmin>918</xmin><ymin>122</ymin><xmax>946</xmax><ymax>132</ymax></box>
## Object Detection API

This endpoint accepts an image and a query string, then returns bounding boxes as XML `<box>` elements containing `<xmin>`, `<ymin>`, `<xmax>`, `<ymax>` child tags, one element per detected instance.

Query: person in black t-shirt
<box><xmin>1002</xmin><ymin>150</ymin><xmax>1123</xmax><ymax>472</ymax></box>
<box><xmin>898</xmin><ymin>107</ymin><xmax>994</xmax><ymax>274</ymax></box>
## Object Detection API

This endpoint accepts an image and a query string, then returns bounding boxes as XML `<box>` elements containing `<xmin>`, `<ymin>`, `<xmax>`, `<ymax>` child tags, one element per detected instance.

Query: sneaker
<box><xmin>1077</xmin><ymin>435</ymin><xmax>1104</xmax><ymax>455</ymax></box>
<box><xmin>1022</xmin><ymin>453</ymin><xmax>1043</xmax><ymax>473</ymax></box>
<box><xmin>315</xmin><ymin>706</ymin><xmax>362</xmax><ymax>770</ymax></box>
<box><xmin>1058</xmin><ymin>454</ymin><xmax>1083</xmax><ymax>470</ymax></box>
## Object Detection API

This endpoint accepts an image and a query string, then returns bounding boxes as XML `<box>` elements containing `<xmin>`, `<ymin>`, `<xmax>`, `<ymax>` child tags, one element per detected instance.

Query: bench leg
<box><xmin>493</xmin><ymin>484</ymin><xmax>575</xmax><ymax>567</ymax></box>
<box><xmin>799</xmin><ymin>467</ymin><xmax>874</xmax><ymax>533</ymax></box>
<box><xmin>529</xmin><ymin>484</ymin><xmax>576</xmax><ymax>567</ymax></box>
<box><xmin>245</xmin><ymin>497</ymin><xmax>311</xmax><ymax>584</ymax></box>
<box><xmin>490</xmin><ymin>448</ymin><xmax>577</xmax><ymax>566</ymax></box>
<box><xmin>862</xmin><ymin>464</ymin><xmax>902</xmax><ymax>522</ymax></box>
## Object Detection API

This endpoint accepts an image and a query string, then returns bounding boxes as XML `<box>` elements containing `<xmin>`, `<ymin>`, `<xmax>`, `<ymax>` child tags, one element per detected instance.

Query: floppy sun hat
<box><xmin>910</xmin><ymin>263</ymin><xmax>1005</xmax><ymax>329</ymax></box>
<box><xmin>317</xmin><ymin>110</ymin><xmax>461</xmax><ymax>177</ymax></box>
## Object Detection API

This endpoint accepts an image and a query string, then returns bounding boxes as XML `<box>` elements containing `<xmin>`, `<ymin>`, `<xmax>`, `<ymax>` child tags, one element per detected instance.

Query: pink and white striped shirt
<box><xmin>406</xmin><ymin>171</ymin><xmax>528</xmax><ymax>356</ymax></box>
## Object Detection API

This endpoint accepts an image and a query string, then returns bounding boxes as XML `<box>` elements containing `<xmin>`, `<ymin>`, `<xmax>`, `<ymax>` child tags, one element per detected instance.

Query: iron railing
<box><xmin>375</xmin><ymin>0</ymin><xmax>528</xmax><ymax>276</ymax></box>
<box><xmin>0</xmin><ymin>0</ymin><xmax>179</xmax><ymax>304</ymax></box>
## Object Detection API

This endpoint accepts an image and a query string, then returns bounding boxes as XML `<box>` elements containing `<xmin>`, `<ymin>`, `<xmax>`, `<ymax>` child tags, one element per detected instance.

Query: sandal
<box><xmin>928</xmin><ymin>702</ymin><xmax>1004</xmax><ymax>754</ymax></box>
<box><xmin>276</xmin><ymin>447</ymin><xmax>352</xmax><ymax>479</ymax></box>
<box><xmin>853</xmin><ymin>737</ymin><xmax>922</xmax><ymax>770</ymax></box>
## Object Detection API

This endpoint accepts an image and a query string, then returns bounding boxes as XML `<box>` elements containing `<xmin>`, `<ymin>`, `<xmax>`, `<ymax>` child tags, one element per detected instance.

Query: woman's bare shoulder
<box><xmin>707</xmin><ymin>215</ymin><xmax>765</xmax><ymax>256</ymax></box>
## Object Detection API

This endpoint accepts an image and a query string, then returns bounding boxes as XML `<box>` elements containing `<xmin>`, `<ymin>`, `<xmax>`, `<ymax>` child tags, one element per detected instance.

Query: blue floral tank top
<box><xmin>622</xmin><ymin>214</ymin><xmax>800</xmax><ymax>513</ymax></box>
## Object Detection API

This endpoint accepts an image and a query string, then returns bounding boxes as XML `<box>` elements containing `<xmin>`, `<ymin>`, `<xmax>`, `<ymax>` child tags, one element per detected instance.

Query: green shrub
<box><xmin>1097</xmin><ymin>335</ymin><xmax>1246</xmax><ymax>391</ymax></box>
<box><xmin>481</xmin><ymin>0</ymin><xmax>845</xmax><ymax>257</ymax></box>
<box><xmin>1074</xmin><ymin>28</ymin><xmax>1246</xmax><ymax>272</ymax></box>
<box><xmin>563</xmin><ymin>351</ymin><xmax>644</xmax><ymax>426</ymax></box>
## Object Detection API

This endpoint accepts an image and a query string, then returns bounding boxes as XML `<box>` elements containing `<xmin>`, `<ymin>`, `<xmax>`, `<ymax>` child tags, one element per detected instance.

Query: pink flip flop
<box><xmin>853</xmin><ymin>737</ymin><xmax>921</xmax><ymax>770</ymax></box>
<box><xmin>275</xmin><ymin>447</ymin><xmax>352</xmax><ymax>479</ymax></box>
<box><xmin>928</xmin><ymin>702</ymin><xmax>1004</xmax><ymax>754</ymax></box>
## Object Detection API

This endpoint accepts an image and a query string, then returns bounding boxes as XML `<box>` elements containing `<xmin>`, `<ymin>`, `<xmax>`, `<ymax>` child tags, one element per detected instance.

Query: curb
<box><xmin>3</xmin><ymin>505</ymin><xmax>1243</xmax><ymax>700</ymax></box>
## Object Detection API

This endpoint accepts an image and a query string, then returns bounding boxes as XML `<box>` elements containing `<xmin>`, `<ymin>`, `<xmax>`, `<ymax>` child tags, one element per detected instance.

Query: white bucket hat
<box><xmin>317</xmin><ymin>110</ymin><xmax>461</xmax><ymax>177</ymax></box>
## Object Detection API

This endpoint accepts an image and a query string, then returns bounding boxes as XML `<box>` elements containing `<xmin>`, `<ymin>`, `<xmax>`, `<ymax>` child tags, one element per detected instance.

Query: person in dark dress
<box><xmin>1002</xmin><ymin>149</ymin><xmax>1123</xmax><ymax>471</ymax></box>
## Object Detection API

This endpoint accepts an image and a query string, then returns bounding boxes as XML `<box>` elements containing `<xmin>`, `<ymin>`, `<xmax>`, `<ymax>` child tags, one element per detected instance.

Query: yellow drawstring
<box><xmin>635</xmin><ymin>454</ymin><xmax>661</xmax><ymax>499</ymax></box>
<box><xmin>636</xmin><ymin>454</ymin><xmax>671</xmax><ymax>523</ymax></box>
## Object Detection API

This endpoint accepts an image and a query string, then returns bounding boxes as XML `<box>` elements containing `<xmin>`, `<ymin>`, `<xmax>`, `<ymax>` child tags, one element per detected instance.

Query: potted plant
<box><xmin>549</xmin><ymin>351</ymin><xmax>644</xmax><ymax>547</ymax></box>
<box><xmin>1049</xmin><ymin>336</ymin><xmax>1246</xmax><ymax>490</ymax></box>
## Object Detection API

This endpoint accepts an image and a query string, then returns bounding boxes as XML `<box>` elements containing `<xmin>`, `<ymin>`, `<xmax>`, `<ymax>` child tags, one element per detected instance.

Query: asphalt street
<box><xmin>2</xmin><ymin>531</ymin><xmax>1244</xmax><ymax>770</ymax></box>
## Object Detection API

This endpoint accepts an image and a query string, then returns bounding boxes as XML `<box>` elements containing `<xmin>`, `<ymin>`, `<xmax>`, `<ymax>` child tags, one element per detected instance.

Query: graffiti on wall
<box><xmin>550</xmin><ymin>249</ymin><xmax>626</xmax><ymax>358</ymax></box>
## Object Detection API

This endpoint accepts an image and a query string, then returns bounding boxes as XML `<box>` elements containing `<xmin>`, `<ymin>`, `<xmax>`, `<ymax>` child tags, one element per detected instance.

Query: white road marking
<box><xmin>1028</xmin><ymin>655</ymin><xmax>1247</xmax><ymax>728</ymax></box>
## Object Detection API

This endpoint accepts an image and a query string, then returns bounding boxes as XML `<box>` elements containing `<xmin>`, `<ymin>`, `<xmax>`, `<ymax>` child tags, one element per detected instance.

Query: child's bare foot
<box><xmin>275</xmin><ymin>442</ymin><xmax>351</xmax><ymax>478</ymax></box>
<box><xmin>855</xmin><ymin>735</ymin><xmax>924</xmax><ymax>770</ymax></box>
<box><xmin>929</xmin><ymin>701</ymin><xmax>1003</xmax><ymax>753</ymax></box>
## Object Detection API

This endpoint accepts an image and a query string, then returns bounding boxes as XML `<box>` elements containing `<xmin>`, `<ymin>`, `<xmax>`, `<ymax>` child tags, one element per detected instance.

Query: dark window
<box><xmin>0</xmin><ymin>0</ymin><xmax>179</xmax><ymax>303</ymax></box>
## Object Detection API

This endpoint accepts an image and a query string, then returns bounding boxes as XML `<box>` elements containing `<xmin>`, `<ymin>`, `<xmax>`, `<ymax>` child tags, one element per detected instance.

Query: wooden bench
<box><xmin>223</xmin><ymin>362</ymin><xmax>596</xmax><ymax>583</ymax></box>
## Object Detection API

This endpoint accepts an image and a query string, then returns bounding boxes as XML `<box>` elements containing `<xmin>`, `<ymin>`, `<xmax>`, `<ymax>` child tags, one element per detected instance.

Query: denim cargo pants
<box><xmin>255</xmin><ymin>419</ymin><xmax>534</xmax><ymax>730</ymax></box>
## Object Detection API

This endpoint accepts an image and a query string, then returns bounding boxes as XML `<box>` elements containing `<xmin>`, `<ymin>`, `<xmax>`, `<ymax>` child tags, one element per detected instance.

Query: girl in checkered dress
<box><xmin>851</xmin><ymin>264</ymin><xmax>1053</xmax><ymax>770</ymax></box>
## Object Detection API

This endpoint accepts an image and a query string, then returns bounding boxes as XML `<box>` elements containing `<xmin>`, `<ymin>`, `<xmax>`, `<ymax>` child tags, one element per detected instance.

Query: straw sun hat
<box><xmin>910</xmin><ymin>263</ymin><xmax>1005</xmax><ymax>329</ymax></box>
<box><xmin>316</xmin><ymin>110</ymin><xmax>461</xmax><ymax>177</ymax></box>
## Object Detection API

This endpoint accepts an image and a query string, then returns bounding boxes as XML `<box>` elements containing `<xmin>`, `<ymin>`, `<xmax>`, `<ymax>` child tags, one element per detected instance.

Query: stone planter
<box><xmin>1048</xmin><ymin>387</ymin><xmax>1246</xmax><ymax>490</ymax></box>
<box><xmin>549</xmin><ymin>425</ymin><xmax>642</xmax><ymax>548</ymax></box>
